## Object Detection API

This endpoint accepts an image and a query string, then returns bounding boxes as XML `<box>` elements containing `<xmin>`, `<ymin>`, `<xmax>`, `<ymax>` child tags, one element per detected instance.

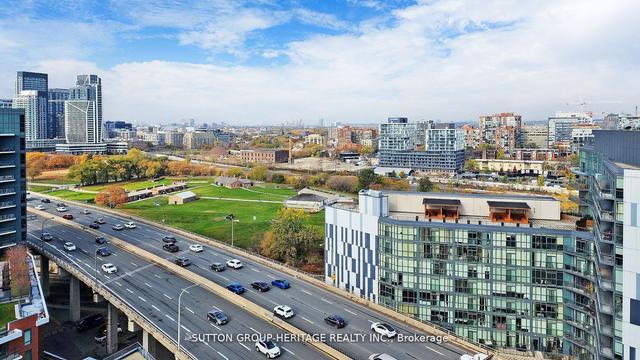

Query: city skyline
<box><xmin>1</xmin><ymin>1</ymin><xmax>638</xmax><ymax>125</ymax></box>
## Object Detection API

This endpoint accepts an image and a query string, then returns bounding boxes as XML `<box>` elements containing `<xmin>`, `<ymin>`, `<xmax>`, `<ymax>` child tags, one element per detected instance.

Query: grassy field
<box><xmin>47</xmin><ymin>190</ymin><xmax>96</xmax><ymax>203</ymax></box>
<box><xmin>29</xmin><ymin>185</ymin><xmax>57</xmax><ymax>193</ymax></box>
<box><xmin>81</xmin><ymin>178</ymin><xmax>175</xmax><ymax>192</ymax></box>
<box><xmin>190</xmin><ymin>184</ymin><xmax>295</xmax><ymax>201</ymax></box>
<box><xmin>122</xmin><ymin>188</ymin><xmax>322</xmax><ymax>249</ymax></box>
<box><xmin>0</xmin><ymin>302</ymin><xmax>16</xmax><ymax>329</ymax></box>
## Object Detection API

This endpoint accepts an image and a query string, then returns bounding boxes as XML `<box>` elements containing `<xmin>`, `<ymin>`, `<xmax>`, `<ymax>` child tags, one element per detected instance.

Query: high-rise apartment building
<box><xmin>579</xmin><ymin>130</ymin><xmax>640</xmax><ymax>360</ymax></box>
<box><xmin>479</xmin><ymin>113</ymin><xmax>522</xmax><ymax>151</ymax></box>
<box><xmin>69</xmin><ymin>75</ymin><xmax>102</xmax><ymax>142</ymax></box>
<box><xmin>0</xmin><ymin>109</ymin><xmax>26</xmax><ymax>245</ymax></box>
<box><xmin>64</xmin><ymin>100</ymin><xmax>97</xmax><ymax>143</ymax></box>
<box><xmin>603</xmin><ymin>113</ymin><xmax>640</xmax><ymax>131</ymax></box>
<box><xmin>521</xmin><ymin>125</ymin><xmax>549</xmax><ymax>149</ymax></box>
<box><xmin>12</xmin><ymin>90</ymin><xmax>47</xmax><ymax>143</ymax></box>
<box><xmin>48</xmin><ymin>88</ymin><xmax>69</xmax><ymax>139</ymax></box>
<box><xmin>548</xmin><ymin>112</ymin><xmax>592</xmax><ymax>147</ymax></box>
<box><xmin>0</xmin><ymin>99</ymin><xmax>12</xmax><ymax>109</ymax></box>
<box><xmin>379</xmin><ymin>117</ymin><xmax>416</xmax><ymax>151</ymax></box>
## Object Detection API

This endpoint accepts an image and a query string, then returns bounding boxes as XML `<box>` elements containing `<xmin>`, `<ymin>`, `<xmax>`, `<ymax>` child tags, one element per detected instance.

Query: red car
<box><xmin>62</xmin><ymin>214</ymin><xmax>74</xmax><ymax>220</ymax></box>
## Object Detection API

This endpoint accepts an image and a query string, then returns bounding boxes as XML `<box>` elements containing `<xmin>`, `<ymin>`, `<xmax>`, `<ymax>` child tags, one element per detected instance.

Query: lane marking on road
<box><xmin>165</xmin><ymin>314</ymin><xmax>175</xmax><ymax>322</ymax></box>
<box><xmin>144</xmin><ymin>282</ymin><xmax>152</xmax><ymax>288</ymax></box>
<box><xmin>138</xmin><ymin>296</ymin><xmax>147</xmax><ymax>302</ymax></box>
<box><xmin>320</xmin><ymin>298</ymin><xmax>333</xmax><ymax>304</ymax></box>
<box><xmin>210</xmin><ymin>323</ymin><xmax>221</xmax><ymax>331</ymax></box>
<box><xmin>251</xmin><ymin>268</ymin><xmax>260</xmax><ymax>272</ymax></box>
<box><xmin>367</xmin><ymin>319</ymin><xmax>375</xmax><ymax>323</ymax></box>
<box><xmin>217</xmin><ymin>275</ymin><xmax>230</xmax><ymax>281</ymax></box>
<box><xmin>164</xmin><ymin>294</ymin><xmax>172</xmax><ymax>300</ymax></box>
<box><xmin>126</xmin><ymin>288</ymin><xmax>134</xmax><ymax>294</ymax></box>
<box><xmin>282</xmin><ymin>347</ymin><xmax>296</xmax><ymax>356</ymax></box>
<box><xmin>216</xmin><ymin>351</ymin><xmax>229</xmax><ymax>360</ymax></box>
<box><xmin>185</xmin><ymin>307</ymin><xmax>195</xmax><ymax>314</ymax></box>
<box><xmin>210</xmin><ymin>305</ymin><xmax>221</xmax><ymax>311</ymax></box>
<box><xmin>115</xmin><ymin>282</ymin><xmax>122</xmax><ymax>287</ymax></box>
<box><xmin>249</xmin><ymin>327</ymin><xmax>259</xmax><ymax>334</ymax></box>
<box><xmin>152</xmin><ymin>305</ymin><xmax>161</xmax><ymax>311</ymax></box>
<box><xmin>181</xmin><ymin>325</ymin><xmax>190</xmax><ymax>332</ymax></box>
<box><xmin>238</xmin><ymin>342</ymin><xmax>251</xmax><ymax>352</ymax></box>
<box><xmin>111</xmin><ymin>253</ymin><xmax>118</xmax><ymax>257</ymax></box>
<box><xmin>344</xmin><ymin>308</ymin><xmax>357</xmax><ymax>316</ymax></box>
<box><xmin>104</xmin><ymin>275</ymin><xmax>110</xmax><ymax>279</ymax></box>
<box><xmin>184</xmin><ymin>289</ymin><xmax>190</xmax><ymax>294</ymax></box>
<box><xmin>425</xmin><ymin>346</ymin><xmax>445</xmax><ymax>356</ymax></box>
<box><xmin>268</xmin><ymin>300</ymin><xmax>278</xmax><ymax>305</ymax></box>
<box><xmin>130</xmin><ymin>262</ymin><xmax>138</xmax><ymax>267</ymax></box>
<box><xmin>154</xmin><ymin>274</ymin><xmax>161</xmax><ymax>279</ymax></box>
<box><xmin>301</xmin><ymin>316</ymin><xmax>314</xmax><ymax>324</ymax></box>
<box><xmin>265</xmin><ymin>274</ymin><xmax>276</xmax><ymax>279</ymax></box>
<box><xmin>301</xmin><ymin>289</ymin><xmax>312</xmax><ymax>296</ymax></box>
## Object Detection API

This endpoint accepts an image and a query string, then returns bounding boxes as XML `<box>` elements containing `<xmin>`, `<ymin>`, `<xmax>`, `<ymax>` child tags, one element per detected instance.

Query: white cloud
<box><xmin>1</xmin><ymin>0</ymin><xmax>639</xmax><ymax>125</ymax></box>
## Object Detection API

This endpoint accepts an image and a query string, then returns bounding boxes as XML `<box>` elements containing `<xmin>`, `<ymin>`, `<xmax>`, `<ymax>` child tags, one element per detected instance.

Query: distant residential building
<box><xmin>521</xmin><ymin>125</ymin><xmax>548</xmax><ymax>148</ymax></box>
<box><xmin>603</xmin><ymin>113</ymin><xmax>640</xmax><ymax>130</ymax></box>
<box><xmin>547</xmin><ymin>112</ymin><xmax>592</xmax><ymax>147</ymax></box>
<box><xmin>240</xmin><ymin>149</ymin><xmax>289</xmax><ymax>163</ymax></box>
<box><xmin>304</xmin><ymin>133</ymin><xmax>324</xmax><ymax>145</ymax></box>
<box><xmin>104</xmin><ymin>121</ymin><xmax>132</xmax><ymax>138</ymax></box>
<box><xmin>63</xmin><ymin>100</ymin><xmax>98</xmax><ymax>143</ymax></box>
<box><xmin>571</xmin><ymin>125</ymin><xmax>599</xmax><ymax>152</ymax></box>
<box><xmin>164</xmin><ymin>131</ymin><xmax>185</xmax><ymax>147</ymax></box>
<box><xmin>12</xmin><ymin>90</ymin><xmax>47</xmax><ymax>146</ymax></box>
<box><xmin>479</xmin><ymin>112</ymin><xmax>522</xmax><ymax>150</ymax></box>
<box><xmin>425</xmin><ymin>123</ymin><xmax>465</xmax><ymax>153</ymax></box>
<box><xmin>462</xmin><ymin>124</ymin><xmax>480</xmax><ymax>149</ymax></box>
<box><xmin>48</xmin><ymin>88</ymin><xmax>69</xmax><ymax>139</ymax></box>
<box><xmin>0</xmin><ymin>108</ymin><xmax>26</xmax><ymax>244</ymax></box>
<box><xmin>379</xmin><ymin>117</ymin><xmax>416</xmax><ymax>151</ymax></box>
<box><xmin>183</xmin><ymin>131</ymin><xmax>216</xmax><ymax>149</ymax></box>
<box><xmin>476</xmin><ymin>158</ymin><xmax>545</xmax><ymax>174</ymax></box>
<box><xmin>69</xmin><ymin>75</ymin><xmax>103</xmax><ymax>141</ymax></box>
<box><xmin>0</xmin><ymin>99</ymin><xmax>12</xmax><ymax>108</ymax></box>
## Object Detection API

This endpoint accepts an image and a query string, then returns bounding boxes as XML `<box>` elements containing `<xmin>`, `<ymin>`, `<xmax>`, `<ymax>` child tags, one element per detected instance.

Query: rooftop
<box><xmin>171</xmin><ymin>191</ymin><xmax>197</xmax><ymax>199</ymax></box>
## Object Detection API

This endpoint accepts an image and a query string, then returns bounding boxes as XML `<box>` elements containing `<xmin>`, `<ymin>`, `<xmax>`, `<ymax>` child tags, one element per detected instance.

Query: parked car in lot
<box><xmin>89</xmin><ymin>223</ymin><xmax>100</xmax><ymax>229</ymax></box>
<box><xmin>225</xmin><ymin>283</ymin><xmax>245</xmax><ymax>294</ymax></box>
<box><xmin>63</xmin><ymin>242</ymin><xmax>76</xmax><ymax>251</ymax></box>
<box><xmin>251</xmin><ymin>281</ymin><xmax>270</xmax><ymax>292</ymax></box>
<box><xmin>226</xmin><ymin>259</ymin><xmax>243</xmax><ymax>269</ymax></box>
<box><xmin>189</xmin><ymin>244</ymin><xmax>203</xmax><ymax>252</ymax></box>
<box><xmin>207</xmin><ymin>310</ymin><xmax>228</xmax><ymax>325</ymax></box>
<box><xmin>255</xmin><ymin>339</ymin><xmax>281</xmax><ymax>358</ymax></box>
<box><xmin>370</xmin><ymin>322</ymin><xmax>397</xmax><ymax>338</ymax></box>
<box><xmin>56</xmin><ymin>206</ymin><xmax>68</xmax><ymax>212</ymax></box>
<box><xmin>124</xmin><ymin>221</ymin><xmax>136</xmax><ymax>229</ymax></box>
<box><xmin>94</xmin><ymin>324</ymin><xmax>123</xmax><ymax>344</ymax></box>
<box><xmin>271</xmin><ymin>279</ymin><xmax>290</xmax><ymax>289</ymax></box>
<box><xmin>210</xmin><ymin>263</ymin><xmax>225</xmax><ymax>272</ymax></box>
<box><xmin>174</xmin><ymin>256</ymin><xmax>191</xmax><ymax>267</ymax></box>
<box><xmin>76</xmin><ymin>313</ymin><xmax>105</xmax><ymax>331</ymax></box>
<box><xmin>163</xmin><ymin>243</ymin><xmax>179</xmax><ymax>252</ymax></box>
<box><xmin>95</xmin><ymin>236</ymin><xmax>107</xmax><ymax>244</ymax></box>
<box><xmin>162</xmin><ymin>235</ymin><xmax>177</xmax><ymax>244</ymax></box>
<box><xmin>34</xmin><ymin>204</ymin><xmax>45</xmax><ymax>210</ymax></box>
<box><xmin>81</xmin><ymin>209</ymin><xmax>91</xmax><ymax>215</ymax></box>
<box><xmin>101</xmin><ymin>263</ymin><xmax>117</xmax><ymax>274</ymax></box>
<box><xmin>324</xmin><ymin>315</ymin><xmax>346</xmax><ymax>328</ymax></box>
<box><xmin>62</xmin><ymin>214</ymin><xmax>74</xmax><ymax>220</ymax></box>
<box><xmin>40</xmin><ymin>232</ymin><xmax>53</xmax><ymax>241</ymax></box>
<box><xmin>273</xmin><ymin>305</ymin><xmax>294</xmax><ymax>319</ymax></box>
<box><xmin>97</xmin><ymin>247</ymin><xmax>111</xmax><ymax>257</ymax></box>
<box><xmin>112</xmin><ymin>224</ymin><xmax>124</xmax><ymax>231</ymax></box>
<box><xmin>95</xmin><ymin>218</ymin><xmax>105</xmax><ymax>224</ymax></box>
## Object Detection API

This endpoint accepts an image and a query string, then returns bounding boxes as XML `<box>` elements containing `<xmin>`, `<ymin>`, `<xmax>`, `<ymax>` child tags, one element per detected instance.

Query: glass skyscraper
<box><xmin>0</xmin><ymin>109</ymin><xmax>26</xmax><ymax>246</ymax></box>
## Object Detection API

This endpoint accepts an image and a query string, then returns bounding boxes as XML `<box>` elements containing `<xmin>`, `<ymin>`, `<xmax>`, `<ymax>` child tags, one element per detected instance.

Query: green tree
<box><xmin>358</xmin><ymin>168</ymin><xmax>382</xmax><ymax>190</ymax></box>
<box><xmin>271</xmin><ymin>173</ymin><xmax>285</xmax><ymax>183</ymax></box>
<box><xmin>537</xmin><ymin>175</ymin><xmax>545</xmax><ymax>187</ymax></box>
<box><xmin>226</xmin><ymin>167</ymin><xmax>245</xmax><ymax>178</ymax></box>
<box><xmin>248</xmin><ymin>165</ymin><xmax>269</xmax><ymax>181</ymax></box>
<box><xmin>464</xmin><ymin>159</ymin><xmax>479</xmax><ymax>172</ymax></box>
<box><xmin>417</xmin><ymin>176</ymin><xmax>434</xmax><ymax>192</ymax></box>
<box><xmin>260</xmin><ymin>208</ymin><xmax>321</xmax><ymax>265</ymax></box>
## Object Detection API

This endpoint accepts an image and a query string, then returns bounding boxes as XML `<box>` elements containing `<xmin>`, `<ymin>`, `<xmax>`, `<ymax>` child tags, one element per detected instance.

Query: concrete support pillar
<box><xmin>40</xmin><ymin>256</ymin><xmax>49</xmax><ymax>298</ymax></box>
<box><xmin>142</xmin><ymin>329</ymin><xmax>156</xmax><ymax>358</ymax></box>
<box><xmin>127</xmin><ymin>317</ymin><xmax>141</xmax><ymax>332</ymax></box>
<box><xmin>107</xmin><ymin>302</ymin><xmax>119</xmax><ymax>354</ymax></box>
<box><xmin>69</xmin><ymin>276</ymin><xmax>81</xmax><ymax>322</ymax></box>
<box><xmin>58</xmin><ymin>266</ymin><xmax>70</xmax><ymax>279</ymax></box>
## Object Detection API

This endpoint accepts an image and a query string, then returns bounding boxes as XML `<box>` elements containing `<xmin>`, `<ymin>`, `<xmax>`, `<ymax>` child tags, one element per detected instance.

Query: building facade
<box><xmin>479</xmin><ymin>113</ymin><xmax>522</xmax><ymax>151</ymax></box>
<box><xmin>69</xmin><ymin>75</ymin><xmax>103</xmax><ymax>142</ymax></box>
<box><xmin>239</xmin><ymin>149</ymin><xmax>289</xmax><ymax>163</ymax></box>
<box><xmin>12</xmin><ymin>91</ymin><xmax>47</xmax><ymax>146</ymax></box>
<box><xmin>548</xmin><ymin>112</ymin><xmax>592</xmax><ymax>147</ymax></box>
<box><xmin>47</xmin><ymin>88</ymin><xmax>69</xmax><ymax>139</ymax></box>
<box><xmin>326</xmin><ymin>190</ymin><xmax>602</xmax><ymax>358</ymax></box>
<box><xmin>0</xmin><ymin>109</ymin><xmax>26</xmax><ymax>246</ymax></box>
<box><xmin>521</xmin><ymin>125</ymin><xmax>549</xmax><ymax>149</ymax></box>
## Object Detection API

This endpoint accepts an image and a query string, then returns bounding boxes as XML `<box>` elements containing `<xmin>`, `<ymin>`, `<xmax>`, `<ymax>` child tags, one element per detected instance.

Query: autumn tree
<box><xmin>95</xmin><ymin>186</ymin><xmax>128</xmax><ymax>208</ymax></box>
<box><xmin>260</xmin><ymin>208</ymin><xmax>321</xmax><ymax>266</ymax></box>
<box><xmin>7</xmin><ymin>245</ymin><xmax>30</xmax><ymax>298</ymax></box>
<box><xmin>326</xmin><ymin>175</ymin><xmax>358</xmax><ymax>193</ymax></box>
<box><xmin>248</xmin><ymin>165</ymin><xmax>268</xmax><ymax>181</ymax></box>
<box><xmin>225</xmin><ymin>167</ymin><xmax>245</xmax><ymax>178</ymax></box>
<box><xmin>418</xmin><ymin>176</ymin><xmax>434</xmax><ymax>192</ymax></box>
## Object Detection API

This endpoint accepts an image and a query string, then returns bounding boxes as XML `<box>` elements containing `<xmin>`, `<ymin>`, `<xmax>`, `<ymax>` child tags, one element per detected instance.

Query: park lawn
<box><xmin>29</xmin><ymin>185</ymin><xmax>57</xmax><ymax>193</ymax></box>
<box><xmin>0</xmin><ymin>302</ymin><xmax>16</xmax><ymax>329</ymax></box>
<box><xmin>81</xmin><ymin>178</ymin><xmax>174</xmax><ymax>192</ymax></box>
<box><xmin>47</xmin><ymin>190</ymin><xmax>95</xmax><ymax>203</ymax></box>
<box><xmin>190</xmin><ymin>184</ymin><xmax>294</xmax><ymax>202</ymax></box>
<box><xmin>122</xmin><ymin>197</ymin><xmax>325</xmax><ymax>249</ymax></box>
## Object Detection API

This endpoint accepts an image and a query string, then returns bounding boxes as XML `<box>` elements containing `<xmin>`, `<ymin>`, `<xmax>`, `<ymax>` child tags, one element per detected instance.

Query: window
<box><xmin>402</xmin><ymin>289</ymin><xmax>417</xmax><ymax>303</ymax></box>
<box><xmin>506</xmin><ymin>235</ymin><xmax>516</xmax><ymax>247</ymax></box>
<box><xmin>24</xmin><ymin>350</ymin><xmax>31</xmax><ymax>360</ymax></box>
<box><xmin>24</xmin><ymin>329</ymin><xmax>31</xmax><ymax>346</ymax></box>
<box><xmin>631</xmin><ymin>299</ymin><xmax>640</xmax><ymax>326</ymax></box>
<box><xmin>630</xmin><ymin>347</ymin><xmax>636</xmax><ymax>360</ymax></box>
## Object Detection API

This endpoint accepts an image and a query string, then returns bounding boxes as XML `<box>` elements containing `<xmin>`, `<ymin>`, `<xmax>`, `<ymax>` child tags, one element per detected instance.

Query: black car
<box><xmin>89</xmin><ymin>223</ymin><xmax>100</xmax><ymax>229</ymax></box>
<box><xmin>250</xmin><ymin>281</ymin><xmax>270</xmax><ymax>292</ymax></box>
<box><xmin>162</xmin><ymin>235</ymin><xmax>177</xmax><ymax>244</ymax></box>
<box><xmin>95</xmin><ymin>236</ymin><xmax>107</xmax><ymax>244</ymax></box>
<box><xmin>163</xmin><ymin>243</ymin><xmax>179</xmax><ymax>252</ymax></box>
<box><xmin>76</xmin><ymin>313</ymin><xmax>105</xmax><ymax>331</ymax></box>
<box><xmin>207</xmin><ymin>310</ymin><xmax>228</xmax><ymax>325</ymax></box>
<box><xmin>324</xmin><ymin>315</ymin><xmax>346</xmax><ymax>328</ymax></box>
<box><xmin>95</xmin><ymin>218</ymin><xmax>106</xmax><ymax>224</ymax></box>
<box><xmin>210</xmin><ymin>263</ymin><xmax>225</xmax><ymax>272</ymax></box>
<box><xmin>41</xmin><ymin>198</ymin><xmax>51</xmax><ymax>203</ymax></box>
<box><xmin>97</xmin><ymin>247</ymin><xmax>111</xmax><ymax>256</ymax></box>
<box><xmin>174</xmin><ymin>256</ymin><xmax>191</xmax><ymax>267</ymax></box>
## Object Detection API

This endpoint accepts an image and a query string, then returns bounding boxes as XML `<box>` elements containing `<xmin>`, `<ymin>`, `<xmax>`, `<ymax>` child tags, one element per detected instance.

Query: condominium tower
<box><xmin>0</xmin><ymin>109</ymin><xmax>26</xmax><ymax>245</ymax></box>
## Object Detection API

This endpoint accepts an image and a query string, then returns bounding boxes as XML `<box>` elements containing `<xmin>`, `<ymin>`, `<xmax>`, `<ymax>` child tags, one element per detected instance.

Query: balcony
<box><xmin>0</xmin><ymin>202</ymin><xmax>14</xmax><ymax>210</ymax></box>
<box><xmin>0</xmin><ymin>215</ymin><xmax>15</xmax><ymax>223</ymax></box>
<box><xmin>599</xmin><ymin>210</ymin><xmax>614</xmax><ymax>222</ymax></box>
<box><xmin>0</xmin><ymin>176</ymin><xmax>14</xmax><ymax>184</ymax></box>
<box><xmin>0</xmin><ymin>188</ymin><xmax>15</xmax><ymax>197</ymax></box>
<box><xmin>600</xmin><ymin>346</ymin><xmax>614</xmax><ymax>359</ymax></box>
<box><xmin>597</xmin><ymin>297</ymin><xmax>614</xmax><ymax>315</ymax></box>
<box><xmin>0</xmin><ymin>164</ymin><xmax>15</xmax><ymax>169</ymax></box>
<box><xmin>599</xmin><ymin>322</ymin><xmax>613</xmax><ymax>337</ymax></box>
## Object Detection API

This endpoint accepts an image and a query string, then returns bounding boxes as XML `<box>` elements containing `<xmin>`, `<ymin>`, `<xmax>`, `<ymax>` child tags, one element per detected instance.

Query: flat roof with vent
<box><xmin>487</xmin><ymin>201</ymin><xmax>531</xmax><ymax>210</ymax></box>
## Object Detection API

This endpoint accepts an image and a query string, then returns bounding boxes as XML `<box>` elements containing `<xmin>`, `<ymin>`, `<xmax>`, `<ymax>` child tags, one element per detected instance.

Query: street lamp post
<box><xmin>177</xmin><ymin>283</ymin><xmax>199</xmax><ymax>359</ymax></box>
<box><xmin>225</xmin><ymin>214</ymin><xmax>239</xmax><ymax>247</ymax></box>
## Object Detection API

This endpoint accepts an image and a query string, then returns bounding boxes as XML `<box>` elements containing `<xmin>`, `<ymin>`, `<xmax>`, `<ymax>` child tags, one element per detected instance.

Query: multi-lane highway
<box><xmin>29</xmin><ymin>194</ymin><xmax>466</xmax><ymax>360</ymax></box>
<box><xmin>27</xmin><ymin>211</ymin><xmax>325</xmax><ymax>360</ymax></box>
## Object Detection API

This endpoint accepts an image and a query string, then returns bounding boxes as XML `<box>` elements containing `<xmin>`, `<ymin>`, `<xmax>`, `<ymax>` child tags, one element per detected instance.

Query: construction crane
<box><xmin>565</xmin><ymin>96</ymin><xmax>622</xmax><ymax>113</ymax></box>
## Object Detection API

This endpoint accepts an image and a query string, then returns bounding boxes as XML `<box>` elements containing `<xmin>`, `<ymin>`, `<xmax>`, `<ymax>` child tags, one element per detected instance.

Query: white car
<box><xmin>189</xmin><ymin>244</ymin><xmax>203</xmax><ymax>252</ymax></box>
<box><xmin>101</xmin><ymin>263</ymin><xmax>117</xmax><ymax>274</ymax></box>
<box><xmin>81</xmin><ymin>209</ymin><xmax>91</xmax><ymax>214</ymax></box>
<box><xmin>370</xmin><ymin>322</ymin><xmax>397</xmax><ymax>338</ymax></box>
<box><xmin>226</xmin><ymin>259</ymin><xmax>243</xmax><ymax>269</ymax></box>
<box><xmin>255</xmin><ymin>339</ymin><xmax>280</xmax><ymax>358</ymax></box>
<box><xmin>56</xmin><ymin>206</ymin><xmax>68</xmax><ymax>212</ymax></box>
<box><xmin>124</xmin><ymin>221</ymin><xmax>136</xmax><ymax>229</ymax></box>
<box><xmin>369</xmin><ymin>354</ymin><xmax>398</xmax><ymax>360</ymax></box>
<box><xmin>273</xmin><ymin>305</ymin><xmax>294</xmax><ymax>319</ymax></box>
<box><xmin>63</xmin><ymin>242</ymin><xmax>76</xmax><ymax>251</ymax></box>
<box><xmin>34</xmin><ymin>204</ymin><xmax>45</xmax><ymax>210</ymax></box>
<box><xmin>112</xmin><ymin>224</ymin><xmax>124</xmax><ymax>230</ymax></box>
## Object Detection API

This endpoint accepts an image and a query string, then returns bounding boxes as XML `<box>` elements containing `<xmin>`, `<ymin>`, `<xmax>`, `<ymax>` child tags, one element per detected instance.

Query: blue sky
<box><xmin>0</xmin><ymin>0</ymin><xmax>638</xmax><ymax>124</ymax></box>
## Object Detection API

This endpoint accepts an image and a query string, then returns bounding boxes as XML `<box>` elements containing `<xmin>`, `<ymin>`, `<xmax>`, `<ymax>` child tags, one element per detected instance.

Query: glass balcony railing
<box><xmin>0</xmin><ymin>188</ymin><xmax>15</xmax><ymax>196</ymax></box>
